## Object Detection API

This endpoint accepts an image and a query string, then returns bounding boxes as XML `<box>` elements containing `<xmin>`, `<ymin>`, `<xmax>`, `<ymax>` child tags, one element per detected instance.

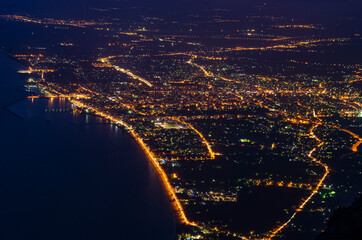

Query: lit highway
<box><xmin>4</xmin><ymin>9</ymin><xmax>361</xmax><ymax>239</ymax></box>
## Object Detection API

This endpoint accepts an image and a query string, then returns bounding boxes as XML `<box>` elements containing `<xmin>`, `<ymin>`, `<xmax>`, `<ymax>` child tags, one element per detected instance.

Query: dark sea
<box><xmin>0</xmin><ymin>53</ymin><xmax>175</xmax><ymax>240</ymax></box>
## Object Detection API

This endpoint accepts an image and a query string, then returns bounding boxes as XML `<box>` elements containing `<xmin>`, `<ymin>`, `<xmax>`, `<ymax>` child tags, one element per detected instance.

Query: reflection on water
<box><xmin>8</xmin><ymin>97</ymin><xmax>105</xmax><ymax>124</ymax></box>
<box><xmin>0</xmin><ymin>54</ymin><xmax>175</xmax><ymax>240</ymax></box>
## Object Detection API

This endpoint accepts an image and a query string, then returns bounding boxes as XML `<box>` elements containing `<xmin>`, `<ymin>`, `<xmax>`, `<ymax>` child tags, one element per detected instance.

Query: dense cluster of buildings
<box><xmin>2</xmin><ymin>7</ymin><xmax>361</xmax><ymax>239</ymax></box>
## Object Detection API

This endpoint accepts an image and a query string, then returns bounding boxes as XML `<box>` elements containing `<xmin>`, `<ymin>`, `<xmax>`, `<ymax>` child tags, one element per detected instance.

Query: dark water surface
<box><xmin>0</xmin><ymin>54</ymin><xmax>175</xmax><ymax>240</ymax></box>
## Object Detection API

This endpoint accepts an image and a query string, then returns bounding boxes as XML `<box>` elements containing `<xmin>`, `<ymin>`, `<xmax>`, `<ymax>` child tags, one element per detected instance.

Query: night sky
<box><xmin>0</xmin><ymin>0</ymin><xmax>361</xmax><ymax>16</ymax></box>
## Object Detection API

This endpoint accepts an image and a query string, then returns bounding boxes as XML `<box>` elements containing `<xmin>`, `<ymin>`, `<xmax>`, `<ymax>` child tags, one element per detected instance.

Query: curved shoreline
<box><xmin>69</xmin><ymin>99</ymin><xmax>194</xmax><ymax>226</ymax></box>
<box><xmin>0</xmin><ymin>52</ymin><xmax>185</xmax><ymax>229</ymax></box>
<box><xmin>0</xmin><ymin>53</ymin><xmax>177</xmax><ymax>239</ymax></box>
<box><xmin>20</xmin><ymin>75</ymin><xmax>331</xmax><ymax>239</ymax></box>
<box><xmin>6</xmin><ymin>51</ymin><xmax>360</xmax><ymax>239</ymax></box>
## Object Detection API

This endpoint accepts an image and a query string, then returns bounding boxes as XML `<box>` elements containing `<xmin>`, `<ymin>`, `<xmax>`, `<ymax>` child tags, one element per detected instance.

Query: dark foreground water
<box><xmin>0</xmin><ymin>54</ymin><xmax>175</xmax><ymax>240</ymax></box>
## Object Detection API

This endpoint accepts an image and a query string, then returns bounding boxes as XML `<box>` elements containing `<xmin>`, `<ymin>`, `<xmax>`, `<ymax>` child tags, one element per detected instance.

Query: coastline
<box><xmin>69</xmin><ymin>99</ymin><xmax>193</xmax><ymax>226</ymax></box>
<box><xmin>6</xmin><ymin>49</ymin><xmax>358</xmax><ymax>239</ymax></box>
<box><xmin>3</xmin><ymin>51</ymin><xmax>329</xmax><ymax>239</ymax></box>
<box><xmin>0</xmin><ymin>53</ymin><xmax>177</xmax><ymax>239</ymax></box>
<box><xmin>1</xmin><ymin>51</ymin><xmax>189</xmax><ymax>225</ymax></box>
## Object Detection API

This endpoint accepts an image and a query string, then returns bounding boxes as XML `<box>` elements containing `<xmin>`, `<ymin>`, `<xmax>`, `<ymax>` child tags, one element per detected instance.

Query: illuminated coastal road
<box><xmin>45</xmin><ymin>55</ymin><xmax>358</xmax><ymax>240</ymax></box>
<box><xmin>69</xmin><ymin>99</ymin><xmax>194</xmax><ymax>225</ymax></box>
<box><xmin>2</xmin><ymin>7</ymin><xmax>361</xmax><ymax>240</ymax></box>
<box><xmin>21</xmin><ymin>49</ymin><xmax>361</xmax><ymax>240</ymax></box>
